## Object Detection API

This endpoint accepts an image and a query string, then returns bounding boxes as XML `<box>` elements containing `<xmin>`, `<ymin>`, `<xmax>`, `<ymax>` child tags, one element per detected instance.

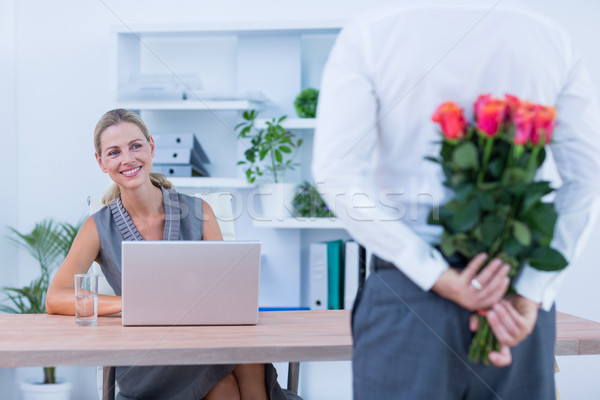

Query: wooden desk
<box><xmin>0</xmin><ymin>310</ymin><xmax>352</xmax><ymax>367</ymax></box>
<box><xmin>0</xmin><ymin>310</ymin><xmax>598</xmax><ymax>369</ymax></box>
<box><xmin>555</xmin><ymin>312</ymin><xmax>600</xmax><ymax>356</ymax></box>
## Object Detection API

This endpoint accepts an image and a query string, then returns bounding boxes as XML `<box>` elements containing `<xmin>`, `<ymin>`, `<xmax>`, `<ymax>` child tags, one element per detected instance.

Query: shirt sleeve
<box><xmin>312</xmin><ymin>19</ymin><xmax>449</xmax><ymax>291</ymax></box>
<box><xmin>513</xmin><ymin>49</ymin><xmax>600</xmax><ymax>310</ymax></box>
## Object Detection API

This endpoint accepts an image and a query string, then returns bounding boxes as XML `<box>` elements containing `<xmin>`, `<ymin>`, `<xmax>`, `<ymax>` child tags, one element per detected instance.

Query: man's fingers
<box><xmin>462</xmin><ymin>253</ymin><xmax>489</xmax><ymax>280</ymax></box>
<box><xmin>488</xmin><ymin>345</ymin><xmax>512</xmax><ymax>367</ymax></box>
<box><xmin>488</xmin><ymin>305</ymin><xmax>519</xmax><ymax>346</ymax></box>
<box><xmin>474</xmin><ymin>258</ymin><xmax>506</xmax><ymax>286</ymax></box>
<box><xmin>469</xmin><ymin>314</ymin><xmax>479</xmax><ymax>332</ymax></box>
<box><xmin>476</xmin><ymin>275</ymin><xmax>510</xmax><ymax>308</ymax></box>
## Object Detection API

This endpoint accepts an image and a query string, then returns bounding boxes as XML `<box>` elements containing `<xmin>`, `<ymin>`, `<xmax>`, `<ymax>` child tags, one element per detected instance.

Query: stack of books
<box><xmin>152</xmin><ymin>132</ymin><xmax>210</xmax><ymax>177</ymax></box>
<box><xmin>307</xmin><ymin>239</ymin><xmax>367</xmax><ymax>310</ymax></box>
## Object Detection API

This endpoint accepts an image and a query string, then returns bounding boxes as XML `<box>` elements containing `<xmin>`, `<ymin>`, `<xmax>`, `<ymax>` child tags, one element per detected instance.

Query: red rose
<box><xmin>514</xmin><ymin>107</ymin><xmax>533</xmax><ymax>145</ymax></box>
<box><xmin>476</xmin><ymin>99</ymin><xmax>506</xmax><ymax>137</ymax></box>
<box><xmin>432</xmin><ymin>101</ymin><xmax>467</xmax><ymax>140</ymax></box>
<box><xmin>474</xmin><ymin>94</ymin><xmax>492</xmax><ymax>118</ymax></box>
<box><xmin>532</xmin><ymin>105</ymin><xmax>556</xmax><ymax>145</ymax></box>
<box><xmin>504</xmin><ymin>94</ymin><xmax>521</xmax><ymax>121</ymax></box>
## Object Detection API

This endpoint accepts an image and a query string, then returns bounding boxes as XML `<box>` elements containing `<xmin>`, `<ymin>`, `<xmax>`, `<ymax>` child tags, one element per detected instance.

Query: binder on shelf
<box><xmin>343</xmin><ymin>241</ymin><xmax>366</xmax><ymax>310</ymax></box>
<box><xmin>327</xmin><ymin>239</ymin><xmax>344</xmax><ymax>310</ymax></box>
<box><xmin>154</xmin><ymin>148</ymin><xmax>207</xmax><ymax>168</ymax></box>
<box><xmin>153</xmin><ymin>132</ymin><xmax>209</xmax><ymax>164</ymax></box>
<box><xmin>152</xmin><ymin>164</ymin><xmax>209</xmax><ymax>178</ymax></box>
<box><xmin>308</xmin><ymin>242</ymin><xmax>328</xmax><ymax>310</ymax></box>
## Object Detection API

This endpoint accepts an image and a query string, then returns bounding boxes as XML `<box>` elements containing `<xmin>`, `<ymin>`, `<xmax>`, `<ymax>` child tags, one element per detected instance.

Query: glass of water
<box><xmin>74</xmin><ymin>273</ymin><xmax>98</xmax><ymax>326</ymax></box>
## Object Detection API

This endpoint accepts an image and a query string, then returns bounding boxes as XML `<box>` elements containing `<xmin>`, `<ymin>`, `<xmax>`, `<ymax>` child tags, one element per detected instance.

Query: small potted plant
<box><xmin>236</xmin><ymin>110</ymin><xmax>303</xmax><ymax>218</ymax></box>
<box><xmin>2</xmin><ymin>219</ymin><xmax>81</xmax><ymax>400</ymax></box>
<box><xmin>292</xmin><ymin>181</ymin><xmax>335</xmax><ymax>218</ymax></box>
<box><xmin>294</xmin><ymin>88</ymin><xmax>319</xmax><ymax>119</ymax></box>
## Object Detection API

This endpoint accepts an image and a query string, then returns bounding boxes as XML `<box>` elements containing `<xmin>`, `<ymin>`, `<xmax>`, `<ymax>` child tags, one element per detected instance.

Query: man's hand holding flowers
<box><xmin>430</xmin><ymin>94</ymin><xmax>567</xmax><ymax>365</ymax></box>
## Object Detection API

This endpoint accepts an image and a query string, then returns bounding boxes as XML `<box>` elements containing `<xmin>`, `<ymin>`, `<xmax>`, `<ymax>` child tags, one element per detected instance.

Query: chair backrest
<box><xmin>87</xmin><ymin>191</ymin><xmax>236</xmax><ymax>297</ymax></box>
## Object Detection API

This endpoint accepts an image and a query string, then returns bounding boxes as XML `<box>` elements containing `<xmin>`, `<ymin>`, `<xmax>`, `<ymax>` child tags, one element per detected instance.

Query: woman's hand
<box><xmin>432</xmin><ymin>253</ymin><xmax>510</xmax><ymax>311</ymax></box>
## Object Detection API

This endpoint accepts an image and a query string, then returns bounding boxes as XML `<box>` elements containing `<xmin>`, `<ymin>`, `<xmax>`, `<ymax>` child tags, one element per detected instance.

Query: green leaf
<box><xmin>454</xmin><ymin>233</ymin><xmax>476</xmax><ymax>259</ymax></box>
<box><xmin>477</xmin><ymin>191</ymin><xmax>496</xmax><ymax>212</ymax></box>
<box><xmin>259</xmin><ymin>148</ymin><xmax>269</xmax><ymax>160</ymax></box>
<box><xmin>275</xmin><ymin>150</ymin><xmax>283</xmax><ymax>163</ymax></box>
<box><xmin>451</xmin><ymin>199</ymin><xmax>480</xmax><ymax>232</ymax></box>
<box><xmin>529</xmin><ymin>247</ymin><xmax>568</xmax><ymax>271</ymax></box>
<box><xmin>244</xmin><ymin>149</ymin><xmax>256</xmax><ymax>163</ymax></box>
<box><xmin>452</xmin><ymin>142</ymin><xmax>479</xmax><ymax>169</ymax></box>
<box><xmin>454</xmin><ymin>184</ymin><xmax>475</xmax><ymax>202</ymax></box>
<box><xmin>524</xmin><ymin>203</ymin><xmax>557</xmax><ymax>238</ymax></box>
<box><xmin>425</xmin><ymin>156</ymin><xmax>440</xmax><ymax>164</ymax></box>
<box><xmin>481</xmin><ymin>215</ymin><xmax>505</xmax><ymax>247</ymax></box>
<box><xmin>488</xmin><ymin>158</ymin><xmax>504</xmax><ymax>178</ymax></box>
<box><xmin>512</xmin><ymin>220</ymin><xmax>532</xmax><ymax>246</ymax></box>
<box><xmin>502</xmin><ymin>237</ymin><xmax>525</xmax><ymax>259</ymax></box>
<box><xmin>501</xmin><ymin>167</ymin><xmax>529</xmax><ymax>185</ymax></box>
<box><xmin>441</xmin><ymin>235</ymin><xmax>456</xmax><ymax>257</ymax></box>
<box><xmin>279</xmin><ymin>145</ymin><xmax>292</xmax><ymax>154</ymax></box>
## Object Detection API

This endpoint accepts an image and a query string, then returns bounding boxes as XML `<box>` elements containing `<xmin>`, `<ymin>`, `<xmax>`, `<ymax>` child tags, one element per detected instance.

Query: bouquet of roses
<box><xmin>428</xmin><ymin>94</ymin><xmax>568</xmax><ymax>364</ymax></box>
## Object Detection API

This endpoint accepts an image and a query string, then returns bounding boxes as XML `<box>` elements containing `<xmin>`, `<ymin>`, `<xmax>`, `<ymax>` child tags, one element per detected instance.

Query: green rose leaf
<box><xmin>451</xmin><ymin>199</ymin><xmax>480</xmax><ymax>232</ymax></box>
<box><xmin>529</xmin><ymin>247</ymin><xmax>568</xmax><ymax>271</ymax></box>
<box><xmin>454</xmin><ymin>184</ymin><xmax>475</xmax><ymax>201</ymax></box>
<box><xmin>524</xmin><ymin>203</ymin><xmax>558</xmax><ymax>237</ymax></box>
<box><xmin>512</xmin><ymin>220</ymin><xmax>532</xmax><ymax>246</ymax></box>
<box><xmin>477</xmin><ymin>191</ymin><xmax>496</xmax><ymax>212</ymax></box>
<box><xmin>452</xmin><ymin>142</ymin><xmax>479</xmax><ymax>169</ymax></box>
<box><xmin>441</xmin><ymin>235</ymin><xmax>456</xmax><ymax>257</ymax></box>
<box><xmin>501</xmin><ymin>167</ymin><xmax>529</xmax><ymax>185</ymax></box>
<box><xmin>481</xmin><ymin>215</ymin><xmax>505</xmax><ymax>247</ymax></box>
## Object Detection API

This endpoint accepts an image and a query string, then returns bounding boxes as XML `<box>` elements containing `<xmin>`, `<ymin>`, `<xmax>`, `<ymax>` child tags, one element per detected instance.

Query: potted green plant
<box><xmin>236</xmin><ymin>110</ymin><xmax>303</xmax><ymax>218</ymax></box>
<box><xmin>294</xmin><ymin>88</ymin><xmax>319</xmax><ymax>119</ymax></box>
<box><xmin>1</xmin><ymin>219</ymin><xmax>81</xmax><ymax>400</ymax></box>
<box><xmin>292</xmin><ymin>181</ymin><xmax>335</xmax><ymax>218</ymax></box>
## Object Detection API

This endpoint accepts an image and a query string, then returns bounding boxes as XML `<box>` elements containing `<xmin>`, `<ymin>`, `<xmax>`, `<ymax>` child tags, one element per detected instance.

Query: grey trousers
<box><xmin>352</xmin><ymin>260</ymin><xmax>555</xmax><ymax>400</ymax></box>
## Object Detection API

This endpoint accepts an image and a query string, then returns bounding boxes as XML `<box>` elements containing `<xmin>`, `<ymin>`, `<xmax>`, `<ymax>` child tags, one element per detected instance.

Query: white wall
<box><xmin>2</xmin><ymin>0</ymin><xmax>600</xmax><ymax>399</ymax></box>
<box><xmin>0</xmin><ymin>0</ymin><xmax>19</xmax><ymax>396</ymax></box>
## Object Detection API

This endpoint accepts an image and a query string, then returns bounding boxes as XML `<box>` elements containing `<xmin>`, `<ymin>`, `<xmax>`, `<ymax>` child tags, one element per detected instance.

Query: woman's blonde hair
<box><xmin>94</xmin><ymin>109</ymin><xmax>173</xmax><ymax>205</ymax></box>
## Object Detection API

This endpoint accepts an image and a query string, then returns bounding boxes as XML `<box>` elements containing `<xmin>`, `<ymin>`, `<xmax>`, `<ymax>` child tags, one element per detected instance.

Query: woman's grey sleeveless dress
<box><xmin>93</xmin><ymin>187</ymin><xmax>286</xmax><ymax>400</ymax></box>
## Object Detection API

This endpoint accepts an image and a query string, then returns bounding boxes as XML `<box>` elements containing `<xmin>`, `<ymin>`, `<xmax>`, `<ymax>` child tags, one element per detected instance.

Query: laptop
<box><xmin>121</xmin><ymin>241</ymin><xmax>261</xmax><ymax>326</ymax></box>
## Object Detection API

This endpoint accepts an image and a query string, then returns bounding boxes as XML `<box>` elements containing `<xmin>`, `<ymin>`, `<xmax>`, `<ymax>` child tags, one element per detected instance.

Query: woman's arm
<box><xmin>46</xmin><ymin>216</ymin><xmax>122</xmax><ymax>316</ymax></box>
<box><xmin>202</xmin><ymin>200</ymin><xmax>224</xmax><ymax>241</ymax></box>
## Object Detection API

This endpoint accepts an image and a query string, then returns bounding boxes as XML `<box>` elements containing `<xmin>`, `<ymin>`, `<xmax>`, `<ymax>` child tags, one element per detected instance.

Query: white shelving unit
<box><xmin>117</xmin><ymin>99</ymin><xmax>264</xmax><ymax>111</ymax></box>
<box><xmin>113</xmin><ymin>21</ymin><xmax>344</xmax><ymax>310</ymax></box>
<box><xmin>254</xmin><ymin>118</ymin><xmax>317</xmax><ymax>130</ymax></box>
<box><xmin>170</xmin><ymin>177</ymin><xmax>254</xmax><ymax>189</ymax></box>
<box><xmin>112</xmin><ymin>20</ymin><xmax>352</xmax><ymax>399</ymax></box>
<box><xmin>252</xmin><ymin>218</ymin><xmax>345</xmax><ymax>229</ymax></box>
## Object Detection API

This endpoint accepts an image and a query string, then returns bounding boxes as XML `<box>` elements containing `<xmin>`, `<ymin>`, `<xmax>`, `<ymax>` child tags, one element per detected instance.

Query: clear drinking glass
<box><xmin>74</xmin><ymin>273</ymin><xmax>98</xmax><ymax>326</ymax></box>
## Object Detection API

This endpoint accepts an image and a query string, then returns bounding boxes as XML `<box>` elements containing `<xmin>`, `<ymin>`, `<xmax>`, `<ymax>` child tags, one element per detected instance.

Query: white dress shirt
<box><xmin>312</xmin><ymin>1</ymin><xmax>600</xmax><ymax>311</ymax></box>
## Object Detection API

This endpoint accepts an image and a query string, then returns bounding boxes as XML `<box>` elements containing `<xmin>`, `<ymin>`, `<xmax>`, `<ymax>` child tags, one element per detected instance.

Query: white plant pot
<box><xmin>258</xmin><ymin>183</ymin><xmax>297</xmax><ymax>220</ymax></box>
<box><xmin>20</xmin><ymin>379</ymin><xmax>72</xmax><ymax>400</ymax></box>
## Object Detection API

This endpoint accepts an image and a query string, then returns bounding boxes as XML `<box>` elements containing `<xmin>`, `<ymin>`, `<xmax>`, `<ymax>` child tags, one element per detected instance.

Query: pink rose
<box><xmin>432</xmin><ymin>101</ymin><xmax>467</xmax><ymax>140</ymax></box>
<box><xmin>531</xmin><ymin>105</ymin><xmax>556</xmax><ymax>145</ymax></box>
<box><xmin>514</xmin><ymin>107</ymin><xmax>533</xmax><ymax>145</ymax></box>
<box><xmin>476</xmin><ymin>99</ymin><xmax>506</xmax><ymax>137</ymax></box>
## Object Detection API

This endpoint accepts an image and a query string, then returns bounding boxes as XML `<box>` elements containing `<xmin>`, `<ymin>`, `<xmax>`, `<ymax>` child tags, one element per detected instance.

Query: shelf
<box><xmin>116</xmin><ymin>99</ymin><xmax>263</xmax><ymax>111</ymax></box>
<box><xmin>170</xmin><ymin>177</ymin><xmax>254</xmax><ymax>189</ymax></box>
<box><xmin>112</xmin><ymin>21</ymin><xmax>344</xmax><ymax>35</ymax></box>
<box><xmin>253</xmin><ymin>218</ymin><xmax>345</xmax><ymax>229</ymax></box>
<box><xmin>255</xmin><ymin>118</ymin><xmax>316</xmax><ymax>130</ymax></box>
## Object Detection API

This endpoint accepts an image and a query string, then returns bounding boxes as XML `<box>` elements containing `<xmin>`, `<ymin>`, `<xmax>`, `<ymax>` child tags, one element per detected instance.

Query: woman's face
<box><xmin>95</xmin><ymin>121</ymin><xmax>155</xmax><ymax>191</ymax></box>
